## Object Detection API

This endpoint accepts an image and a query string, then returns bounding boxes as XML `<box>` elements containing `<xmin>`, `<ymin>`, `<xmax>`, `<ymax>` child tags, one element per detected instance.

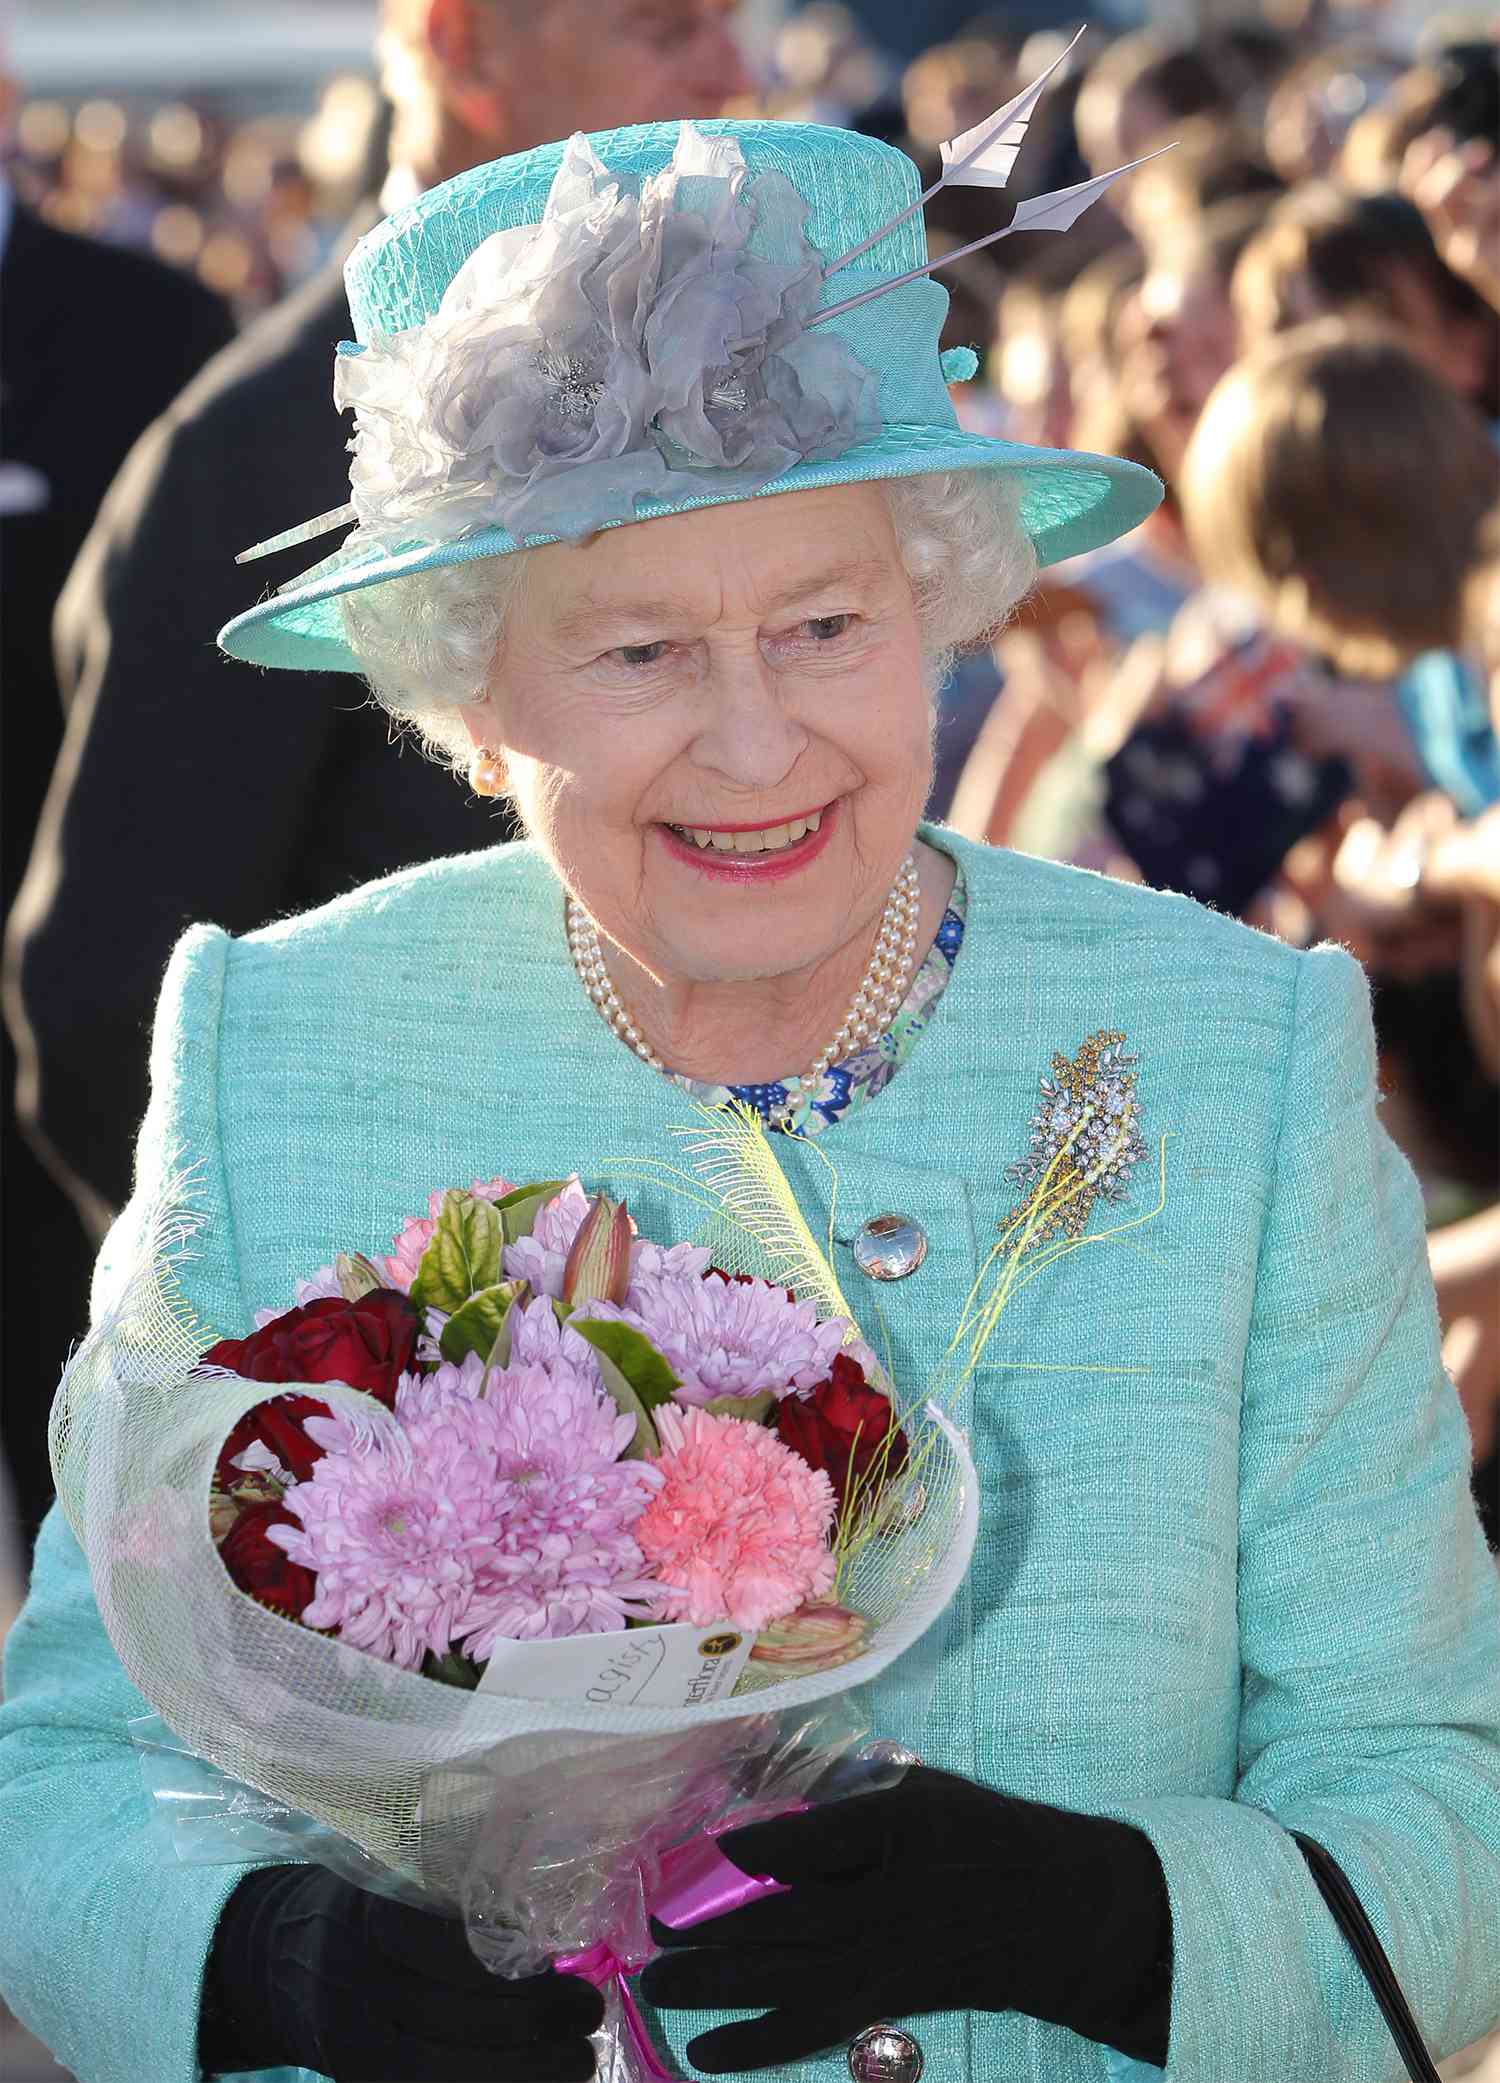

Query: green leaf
<box><xmin>422</xmin><ymin>1649</ymin><xmax>482</xmax><ymax>1691</ymax></box>
<box><xmin>439</xmin><ymin>1279</ymin><xmax>528</xmax><ymax>1365</ymax></box>
<box><xmin>410</xmin><ymin>1191</ymin><xmax>504</xmax><ymax>1315</ymax></box>
<box><xmin>493</xmin><ymin>1180</ymin><xmax>570</xmax><ymax>1247</ymax></box>
<box><xmin>335</xmin><ymin>1251</ymin><xmax>385</xmax><ymax>1301</ymax></box>
<box><xmin>571</xmin><ymin>1319</ymin><xmax>681</xmax><ymax>1414</ymax></box>
<box><xmin>584</xmin><ymin>1343</ymin><xmax>660</xmax><ymax>1461</ymax></box>
<box><xmin>700</xmin><ymin>1391</ymin><xmax>776</xmax><ymax>1424</ymax></box>
<box><xmin>483</xmin><ymin>1312</ymin><xmax>514</xmax><ymax>1377</ymax></box>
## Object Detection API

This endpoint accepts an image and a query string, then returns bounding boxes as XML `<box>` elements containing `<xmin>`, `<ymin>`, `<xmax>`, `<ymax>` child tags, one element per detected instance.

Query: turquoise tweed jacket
<box><xmin>3</xmin><ymin>828</ymin><xmax>1498</xmax><ymax>2083</ymax></box>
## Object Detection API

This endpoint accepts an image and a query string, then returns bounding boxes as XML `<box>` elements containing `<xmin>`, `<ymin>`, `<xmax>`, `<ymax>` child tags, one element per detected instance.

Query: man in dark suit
<box><xmin>0</xmin><ymin>173</ymin><xmax>235</xmax><ymax>1546</ymax></box>
<box><xmin>2</xmin><ymin>0</ymin><xmax>750</xmax><ymax>1543</ymax></box>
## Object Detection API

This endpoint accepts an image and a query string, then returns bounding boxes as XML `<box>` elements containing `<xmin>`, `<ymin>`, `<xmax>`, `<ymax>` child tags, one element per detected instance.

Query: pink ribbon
<box><xmin>557</xmin><ymin>1820</ymin><xmax>794</xmax><ymax>2082</ymax></box>
<box><xmin>555</xmin><ymin>1935</ymin><xmax>672</xmax><ymax>2083</ymax></box>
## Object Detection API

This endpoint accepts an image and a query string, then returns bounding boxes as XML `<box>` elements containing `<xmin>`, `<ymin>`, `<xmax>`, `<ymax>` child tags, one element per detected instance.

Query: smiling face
<box><xmin>465</xmin><ymin>482</ymin><xmax>933</xmax><ymax>990</ymax></box>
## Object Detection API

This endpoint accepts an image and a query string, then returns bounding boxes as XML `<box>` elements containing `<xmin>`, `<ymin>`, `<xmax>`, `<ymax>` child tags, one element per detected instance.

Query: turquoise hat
<box><xmin>219</xmin><ymin>112</ymin><xmax>1162</xmax><ymax>675</ymax></box>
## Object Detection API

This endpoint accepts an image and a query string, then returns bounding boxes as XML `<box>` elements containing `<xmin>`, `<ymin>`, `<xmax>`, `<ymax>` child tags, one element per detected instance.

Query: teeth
<box><xmin>670</xmin><ymin>807</ymin><xmax>827</xmax><ymax>856</ymax></box>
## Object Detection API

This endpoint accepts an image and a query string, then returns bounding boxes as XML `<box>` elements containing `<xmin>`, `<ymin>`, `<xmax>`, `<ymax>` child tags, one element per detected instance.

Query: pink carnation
<box><xmin>635</xmin><ymin>1404</ymin><xmax>837</xmax><ymax>1632</ymax></box>
<box><xmin>590</xmin><ymin>1273</ymin><xmax>851</xmax><ymax>1407</ymax></box>
<box><xmin>503</xmin><ymin>1181</ymin><xmax>711</xmax><ymax>1301</ymax></box>
<box><xmin>383</xmin><ymin>1177</ymin><xmax>516</xmax><ymax>1293</ymax></box>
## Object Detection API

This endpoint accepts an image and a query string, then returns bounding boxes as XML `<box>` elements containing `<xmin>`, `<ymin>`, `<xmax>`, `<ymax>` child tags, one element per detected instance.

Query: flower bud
<box><xmin>561</xmin><ymin>1193</ymin><xmax>633</xmax><ymax>1308</ymax></box>
<box><xmin>748</xmin><ymin>1601</ymin><xmax>867</xmax><ymax>1673</ymax></box>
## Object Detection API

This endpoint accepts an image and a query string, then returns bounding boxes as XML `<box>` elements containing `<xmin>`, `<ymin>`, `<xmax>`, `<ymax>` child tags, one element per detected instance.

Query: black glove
<box><xmin>199</xmin><ymin>1863</ymin><xmax>604</xmax><ymax>2082</ymax></box>
<box><xmin>640</xmin><ymin>1765</ymin><xmax>1172</xmax><ymax>2075</ymax></box>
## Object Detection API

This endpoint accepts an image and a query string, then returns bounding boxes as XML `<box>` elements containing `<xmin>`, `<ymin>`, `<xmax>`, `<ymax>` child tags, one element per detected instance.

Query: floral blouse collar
<box><xmin>663</xmin><ymin>866</ymin><xmax>970</xmax><ymax>1137</ymax></box>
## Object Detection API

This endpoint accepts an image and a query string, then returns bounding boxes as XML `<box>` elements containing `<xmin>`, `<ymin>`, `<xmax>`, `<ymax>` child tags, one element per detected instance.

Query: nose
<box><xmin>688</xmin><ymin>653</ymin><xmax>808</xmax><ymax>791</ymax></box>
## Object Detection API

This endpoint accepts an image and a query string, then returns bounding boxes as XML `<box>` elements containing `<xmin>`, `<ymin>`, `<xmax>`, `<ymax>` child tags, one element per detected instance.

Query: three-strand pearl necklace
<box><xmin>566</xmin><ymin>853</ymin><xmax>922</xmax><ymax>1124</ymax></box>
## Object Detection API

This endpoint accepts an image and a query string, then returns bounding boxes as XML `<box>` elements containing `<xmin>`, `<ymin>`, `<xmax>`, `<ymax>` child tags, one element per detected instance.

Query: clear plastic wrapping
<box><xmin>132</xmin><ymin>1700</ymin><xmax>914</xmax><ymax>2080</ymax></box>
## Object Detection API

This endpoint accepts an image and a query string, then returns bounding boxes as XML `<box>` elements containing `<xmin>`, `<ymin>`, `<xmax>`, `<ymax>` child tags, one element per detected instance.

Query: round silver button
<box><xmin>849</xmin><ymin>2024</ymin><xmax>925</xmax><ymax>2082</ymax></box>
<box><xmin>852</xmin><ymin>1213</ymin><xmax>928</xmax><ymax>1282</ymax></box>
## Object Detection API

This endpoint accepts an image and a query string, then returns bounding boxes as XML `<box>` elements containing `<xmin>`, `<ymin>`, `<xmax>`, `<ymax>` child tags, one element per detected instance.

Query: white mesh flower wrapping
<box><xmin>50</xmin><ymin>1182</ymin><xmax>978</xmax><ymax>1895</ymax></box>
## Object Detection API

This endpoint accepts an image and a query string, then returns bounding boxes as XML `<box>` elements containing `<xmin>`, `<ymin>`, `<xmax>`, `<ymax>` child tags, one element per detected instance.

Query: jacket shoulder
<box><xmin>937</xmin><ymin>828</ymin><xmax>1303</xmax><ymax>982</ymax></box>
<box><xmin>235</xmin><ymin>840</ymin><xmax>555</xmax><ymax>968</ymax></box>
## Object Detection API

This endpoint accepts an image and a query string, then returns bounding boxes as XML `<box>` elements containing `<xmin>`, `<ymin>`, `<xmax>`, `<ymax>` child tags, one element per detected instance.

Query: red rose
<box><xmin>774</xmin><ymin>1354</ymin><xmax>908</xmax><ymax>1520</ymax></box>
<box><xmin>203</xmin><ymin>1288</ymin><xmax>419</xmax><ymax>1493</ymax></box>
<box><xmin>202</xmin><ymin>1289</ymin><xmax>419</xmax><ymax>1401</ymax></box>
<box><xmin>218</xmin><ymin>1499</ymin><xmax>317</xmax><ymax>1620</ymax></box>
<box><xmin>214</xmin><ymin>1392</ymin><xmax>332</xmax><ymax>1492</ymax></box>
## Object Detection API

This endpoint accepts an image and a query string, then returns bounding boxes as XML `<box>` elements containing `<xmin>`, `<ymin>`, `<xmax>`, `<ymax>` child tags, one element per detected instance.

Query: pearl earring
<box><xmin>469</xmin><ymin>751</ymin><xmax>507</xmax><ymax>798</ymax></box>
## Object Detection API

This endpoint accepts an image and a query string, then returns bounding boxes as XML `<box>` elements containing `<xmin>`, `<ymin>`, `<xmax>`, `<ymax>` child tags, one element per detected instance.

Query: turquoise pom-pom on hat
<box><xmin>218</xmin><ymin>113</ymin><xmax>1163</xmax><ymax>675</ymax></box>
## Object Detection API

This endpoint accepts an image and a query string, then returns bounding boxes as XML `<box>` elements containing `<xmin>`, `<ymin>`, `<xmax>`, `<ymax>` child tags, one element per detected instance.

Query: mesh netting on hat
<box><xmin>50</xmin><ymin>1182</ymin><xmax>977</xmax><ymax>1891</ymax></box>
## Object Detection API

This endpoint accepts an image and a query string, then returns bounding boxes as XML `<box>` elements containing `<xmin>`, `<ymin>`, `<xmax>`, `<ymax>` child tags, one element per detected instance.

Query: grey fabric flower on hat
<box><xmin>333</xmin><ymin>124</ymin><xmax>881</xmax><ymax>549</ymax></box>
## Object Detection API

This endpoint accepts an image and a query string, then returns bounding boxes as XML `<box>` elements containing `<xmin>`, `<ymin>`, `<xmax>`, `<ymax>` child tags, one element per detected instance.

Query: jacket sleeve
<box><xmin>0</xmin><ymin>926</ymin><xmax>314</xmax><ymax>2083</ymax></box>
<box><xmin>1099</xmin><ymin>942</ymin><xmax>1500</xmax><ymax>2082</ymax></box>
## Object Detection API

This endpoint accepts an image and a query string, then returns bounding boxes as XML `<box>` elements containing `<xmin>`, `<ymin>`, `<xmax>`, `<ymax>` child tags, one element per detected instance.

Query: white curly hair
<box><xmin>339</xmin><ymin>470</ymin><xmax>1038</xmax><ymax>771</ymax></box>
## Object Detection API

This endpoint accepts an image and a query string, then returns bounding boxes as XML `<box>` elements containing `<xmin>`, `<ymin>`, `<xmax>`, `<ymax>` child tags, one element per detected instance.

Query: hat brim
<box><xmin>217</xmin><ymin>429</ymin><xmax>1162</xmax><ymax>673</ymax></box>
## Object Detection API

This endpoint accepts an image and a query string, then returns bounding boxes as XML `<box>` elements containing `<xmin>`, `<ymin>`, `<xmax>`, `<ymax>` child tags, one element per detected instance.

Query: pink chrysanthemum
<box><xmin>588</xmin><ymin>1273</ymin><xmax>852</xmax><ymax>1407</ymax></box>
<box><xmin>383</xmin><ymin>1177</ymin><xmax>516</xmax><ymax>1293</ymax></box>
<box><xmin>270</xmin><ymin>1303</ymin><xmax>659</xmax><ymax>1667</ymax></box>
<box><xmin>266</xmin><ymin>1402</ymin><xmax>504</xmax><ymax>1667</ymax></box>
<box><xmin>635</xmin><ymin>1404</ymin><xmax>837</xmax><ymax>1631</ymax></box>
<box><xmin>503</xmin><ymin>1181</ymin><xmax>711</xmax><ymax>1300</ymax></box>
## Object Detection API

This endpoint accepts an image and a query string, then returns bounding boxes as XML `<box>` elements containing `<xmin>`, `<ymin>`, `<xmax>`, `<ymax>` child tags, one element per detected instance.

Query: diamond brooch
<box><xmin>1004</xmin><ymin>1030</ymin><xmax>1146</xmax><ymax>1248</ymax></box>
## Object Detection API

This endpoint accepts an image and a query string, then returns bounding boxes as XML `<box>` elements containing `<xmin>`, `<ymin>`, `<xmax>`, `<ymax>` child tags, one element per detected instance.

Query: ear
<box><xmin>423</xmin><ymin>0</ymin><xmax>514</xmax><ymax>143</ymax></box>
<box><xmin>458</xmin><ymin>702</ymin><xmax>494</xmax><ymax>754</ymax></box>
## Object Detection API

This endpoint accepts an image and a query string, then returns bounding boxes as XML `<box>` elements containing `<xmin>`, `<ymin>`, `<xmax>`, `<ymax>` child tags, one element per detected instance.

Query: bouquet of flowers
<box><xmin>52</xmin><ymin>1105</ymin><xmax>1009</xmax><ymax>2080</ymax></box>
<box><xmin>205</xmin><ymin>1171</ymin><xmax>915</xmax><ymax>1696</ymax></box>
<box><xmin>54</xmin><ymin>1090</ymin><xmax>1158</xmax><ymax>2080</ymax></box>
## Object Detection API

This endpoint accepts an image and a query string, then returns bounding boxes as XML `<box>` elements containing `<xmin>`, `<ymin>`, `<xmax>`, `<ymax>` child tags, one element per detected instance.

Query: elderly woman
<box><xmin>1</xmin><ymin>116</ymin><xmax>1498</xmax><ymax>2083</ymax></box>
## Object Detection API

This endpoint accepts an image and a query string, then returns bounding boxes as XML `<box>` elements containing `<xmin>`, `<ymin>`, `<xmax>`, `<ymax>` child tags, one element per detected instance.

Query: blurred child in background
<box><xmin>1181</xmin><ymin>323</ymin><xmax>1499</xmax><ymax>1533</ymax></box>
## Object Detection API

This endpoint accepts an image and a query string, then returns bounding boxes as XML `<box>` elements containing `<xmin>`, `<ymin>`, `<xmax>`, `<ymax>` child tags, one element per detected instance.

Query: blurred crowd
<box><xmin>2</xmin><ymin>0</ymin><xmax>1497</xmax><ymax>1594</ymax></box>
<box><xmin>5</xmin><ymin>69</ymin><xmax>387</xmax><ymax>316</ymax></box>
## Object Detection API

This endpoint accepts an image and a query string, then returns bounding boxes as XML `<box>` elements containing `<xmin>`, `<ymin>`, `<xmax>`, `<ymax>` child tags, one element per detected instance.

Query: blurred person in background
<box><xmin>1263</xmin><ymin>42</ymin><xmax>1407</xmax><ymax>184</ymax></box>
<box><xmin>1232</xmin><ymin>179</ymin><xmax>1500</xmax><ymax>830</ymax></box>
<box><xmin>1397</xmin><ymin>45</ymin><xmax>1500</xmax><ymax>327</ymax></box>
<box><xmin>987</xmin><ymin>279</ymin><xmax>1071</xmax><ymax>450</ymax></box>
<box><xmin>1</xmin><ymin>0</ymin><xmax>752</xmax><ymax>1549</ymax></box>
<box><xmin>1118</xmin><ymin>116</ymin><xmax>1285</xmax><ymax>230</ymax></box>
<box><xmin>1232</xmin><ymin>182</ymin><xmax>1499</xmax><ymax>414</ymax></box>
<box><xmin>1338</xmin><ymin>35</ymin><xmax>1497</xmax><ymax>194</ymax></box>
<box><xmin>1072</xmin><ymin>31</ymin><xmax>1236</xmax><ymax>223</ymax></box>
<box><xmin>0</xmin><ymin>60</ymin><xmax>235</xmax><ymax>1558</ymax></box>
<box><xmin>1180</xmin><ymin>323</ymin><xmax>1499</xmax><ymax>1537</ymax></box>
<box><xmin>740</xmin><ymin>3</ymin><xmax>896</xmax><ymax>133</ymax></box>
<box><xmin>952</xmin><ymin>191</ymin><xmax>1279</xmax><ymax>852</ymax></box>
<box><xmin>1114</xmin><ymin>196</ymin><xmax>1282</xmax><ymax>502</ymax></box>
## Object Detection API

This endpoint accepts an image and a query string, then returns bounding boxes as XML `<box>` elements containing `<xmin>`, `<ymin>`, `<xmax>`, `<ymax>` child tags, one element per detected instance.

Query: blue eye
<box><xmin>805</xmin><ymin>615</ymin><xmax>853</xmax><ymax>641</ymax></box>
<box><xmin>617</xmin><ymin>642</ymin><xmax>670</xmax><ymax>667</ymax></box>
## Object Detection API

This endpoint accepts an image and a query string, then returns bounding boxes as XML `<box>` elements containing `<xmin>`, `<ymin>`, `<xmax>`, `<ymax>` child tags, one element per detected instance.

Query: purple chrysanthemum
<box><xmin>252</xmin><ymin>1263</ymin><xmax>342</xmax><ymax>1328</ymax></box>
<box><xmin>268</xmin><ymin>1302</ymin><xmax>660</xmax><ymax>1667</ymax></box>
<box><xmin>503</xmin><ymin>1180</ymin><xmax>711</xmax><ymax>1301</ymax></box>
<box><xmin>584</xmin><ymin>1272</ymin><xmax>852</xmax><ymax>1407</ymax></box>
